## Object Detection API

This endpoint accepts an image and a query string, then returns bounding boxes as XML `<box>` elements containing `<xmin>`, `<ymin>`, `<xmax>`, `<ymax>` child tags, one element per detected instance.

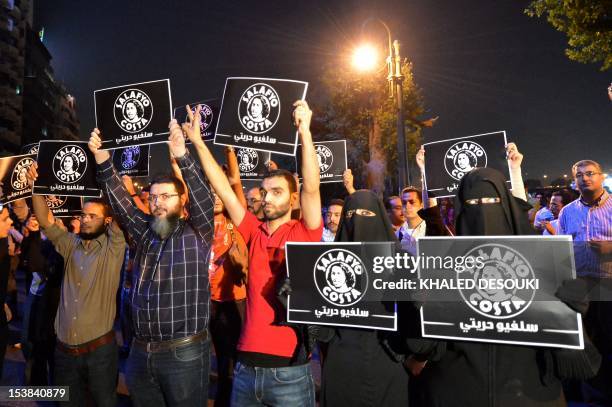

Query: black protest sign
<box><xmin>44</xmin><ymin>195</ymin><xmax>82</xmax><ymax>217</ymax></box>
<box><xmin>417</xmin><ymin>236</ymin><xmax>583</xmax><ymax>349</ymax></box>
<box><xmin>21</xmin><ymin>143</ymin><xmax>39</xmax><ymax>155</ymax></box>
<box><xmin>94</xmin><ymin>79</ymin><xmax>172</xmax><ymax>150</ymax></box>
<box><xmin>174</xmin><ymin>100</ymin><xmax>219</xmax><ymax>142</ymax></box>
<box><xmin>0</xmin><ymin>154</ymin><xmax>36</xmax><ymax>205</ymax></box>
<box><xmin>236</xmin><ymin>148</ymin><xmax>270</xmax><ymax>180</ymax></box>
<box><xmin>423</xmin><ymin>131</ymin><xmax>509</xmax><ymax>198</ymax></box>
<box><xmin>296</xmin><ymin>140</ymin><xmax>347</xmax><ymax>183</ymax></box>
<box><xmin>112</xmin><ymin>145</ymin><xmax>150</xmax><ymax>177</ymax></box>
<box><xmin>33</xmin><ymin>141</ymin><xmax>102</xmax><ymax>198</ymax></box>
<box><xmin>214</xmin><ymin>77</ymin><xmax>308</xmax><ymax>156</ymax></box>
<box><xmin>286</xmin><ymin>242</ymin><xmax>398</xmax><ymax>331</ymax></box>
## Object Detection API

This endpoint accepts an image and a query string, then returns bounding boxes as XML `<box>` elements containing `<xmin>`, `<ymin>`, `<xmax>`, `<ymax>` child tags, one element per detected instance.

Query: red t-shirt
<box><xmin>237</xmin><ymin>210</ymin><xmax>322</xmax><ymax>357</ymax></box>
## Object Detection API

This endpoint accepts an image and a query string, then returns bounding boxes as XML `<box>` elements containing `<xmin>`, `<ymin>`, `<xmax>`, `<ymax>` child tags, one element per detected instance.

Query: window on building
<box><xmin>15</xmin><ymin>85</ymin><xmax>20</xmax><ymax>95</ymax></box>
<box><xmin>41</xmin><ymin>127</ymin><xmax>48</xmax><ymax>137</ymax></box>
<box><xmin>7</xmin><ymin>0</ymin><xmax>14</xmax><ymax>11</ymax></box>
<box><xmin>7</xmin><ymin>17</ymin><xmax>14</xmax><ymax>32</ymax></box>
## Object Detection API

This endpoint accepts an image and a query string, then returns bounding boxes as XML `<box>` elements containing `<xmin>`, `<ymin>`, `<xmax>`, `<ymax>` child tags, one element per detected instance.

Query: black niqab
<box><xmin>335</xmin><ymin>190</ymin><xmax>397</xmax><ymax>243</ymax></box>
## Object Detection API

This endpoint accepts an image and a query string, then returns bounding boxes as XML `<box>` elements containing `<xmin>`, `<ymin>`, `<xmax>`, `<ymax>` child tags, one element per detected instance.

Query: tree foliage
<box><xmin>525</xmin><ymin>0</ymin><xmax>612</xmax><ymax>71</ymax></box>
<box><xmin>316</xmin><ymin>60</ymin><xmax>426</xmax><ymax>195</ymax></box>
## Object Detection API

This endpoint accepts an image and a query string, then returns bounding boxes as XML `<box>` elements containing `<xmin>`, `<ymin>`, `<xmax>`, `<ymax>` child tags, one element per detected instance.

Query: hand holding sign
<box><xmin>89</xmin><ymin>129</ymin><xmax>111</xmax><ymax>164</ymax></box>
<box><xmin>506</xmin><ymin>142</ymin><xmax>523</xmax><ymax>170</ymax></box>
<box><xmin>182</xmin><ymin>105</ymin><xmax>204</xmax><ymax>147</ymax></box>
<box><xmin>416</xmin><ymin>146</ymin><xmax>425</xmax><ymax>172</ymax></box>
<box><xmin>168</xmin><ymin>119</ymin><xmax>187</xmax><ymax>158</ymax></box>
<box><xmin>25</xmin><ymin>161</ymin><xmax>38</xmax><ymax>187</ymax></box>
<box><xmin>293</xmin><ymin>100</ymin><xmax>312</xmax><ymax>135</ymax></box>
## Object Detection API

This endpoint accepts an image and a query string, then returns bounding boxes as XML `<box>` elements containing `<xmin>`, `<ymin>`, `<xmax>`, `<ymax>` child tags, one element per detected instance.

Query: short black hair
<box><xmin>327</xmin><ymin>199</ymin><xmax>344</xmax><ymax>209</ymax></box>
<box><xmin>552</xmin><ymin>190</ymin><xmax>572</xmax><ymax>206</ymax></box>
<box><xmin>149</xmin><ymin>174</ymin><xmax>186</xmax><ymax>196</ymax></box>
<box><xmin>384</xmin><ymin>195</ymin><xmax>401</xmax><ymax>211</ymax></box>
<box><xmin>263</xmin><ymin>169</ymin><xmax>297</xmax><ymax>194</ymax></box>
<box><xmin>83</xmin><ymin>197</ymin><xmax>112</xmax><ymax>218</ymax></box>
<box><xmin>400</xmin><ymin>186</ymin><xmax>423</xmax><ymax>204</ymax></box>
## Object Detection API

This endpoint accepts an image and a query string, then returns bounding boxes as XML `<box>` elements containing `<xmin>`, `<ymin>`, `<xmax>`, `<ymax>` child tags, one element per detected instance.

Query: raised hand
<box><xmin>416</xmin><ymin>146</ymin><xmax>425</xmax><ymax>171</ymax></box>
<box><xmin>292</xmin><ymin>100</ymin><xmax>312</xmax><ymax>135</ymax></box>
<box><xmin>506</xmin><ymin>142</ymin><xmax>523</xmax><ymax>170</ymax></box>
<box><xmin>181</xmin><ymin>105</ymin><xmax>203</xmax><ymax>146</ymax></box>
<box><xmin>168</xmin><ymin>119</ymin><xmax>187</xmax><ymax>158</ymax></box>
<box><xmin>25</xmin><ymin>161</ymin><xmax>39</xmax><ymax>187</ymax></box>
<box><xmin>88</xmin><ymin>128</ymin><xmax>111</xmax><ymax>164</ymax></box>
<box><xmin>343</xmin><ymin>169</ymin><xmax>356</xmax><ymax>194</ymax></box>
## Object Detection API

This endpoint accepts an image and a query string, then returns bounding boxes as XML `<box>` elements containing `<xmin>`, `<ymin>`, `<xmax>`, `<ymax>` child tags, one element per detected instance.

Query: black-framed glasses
<box><xmin>147</xmin><ymin>193</ymin><xmax>179</xmax><ymax>203</ymax></box>
<box><xmin>575</xmin><ymin>171</ymin><xmax>601</xmax><ymax>179</ymax></box>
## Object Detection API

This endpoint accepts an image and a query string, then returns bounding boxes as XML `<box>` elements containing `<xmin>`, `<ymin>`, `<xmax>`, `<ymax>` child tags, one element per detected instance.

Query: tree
<box><xmin>316</xmin><ymin>60</ymin><xmax>429</xmax><ymax>196</ymax></box>
<box><xmin>525</xmin><ymin>0</ymin><xmax>612</xmax><ymax>71</ymax></box>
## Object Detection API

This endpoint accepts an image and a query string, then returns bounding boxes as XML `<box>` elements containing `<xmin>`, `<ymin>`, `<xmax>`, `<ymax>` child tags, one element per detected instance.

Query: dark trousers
<box><xmin>126</xmin><ymin>337</ymin><xmax>210</xmax><ymax>407</ymax></box>
<box><xmin>210</xmin><ymin>299</ymin><xmax>245</xmax><ymax>407</ymax></box>
<box><xmin>54</xmin><ymin>340</ymin><xmax>118</xmax><ymax>407</ymax></box>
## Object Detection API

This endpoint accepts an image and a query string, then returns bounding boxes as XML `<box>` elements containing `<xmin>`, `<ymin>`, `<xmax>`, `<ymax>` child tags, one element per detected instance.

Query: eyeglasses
<box><xmin>148</xmin><ymin>193</ymin><xmax>179</xmax><ymax>203</ymax></box>
<box><xmin>574</xmin><ymin>171</ymin><xmax>601</xmax><ymax>179</ymax></box>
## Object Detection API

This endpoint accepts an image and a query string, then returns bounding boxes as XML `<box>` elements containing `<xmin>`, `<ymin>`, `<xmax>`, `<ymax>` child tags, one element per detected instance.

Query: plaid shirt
<box><xmin>97</xmin><ymin>152</ymin><xmax>214</xmax><ymax>341</ymax></box>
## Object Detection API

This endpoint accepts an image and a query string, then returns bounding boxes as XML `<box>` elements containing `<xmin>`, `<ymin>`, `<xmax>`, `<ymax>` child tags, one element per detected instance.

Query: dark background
<box><xmin>35</xmin><ymin>0</ymin><xmax>611</xmax><ymax>180</ymax></box>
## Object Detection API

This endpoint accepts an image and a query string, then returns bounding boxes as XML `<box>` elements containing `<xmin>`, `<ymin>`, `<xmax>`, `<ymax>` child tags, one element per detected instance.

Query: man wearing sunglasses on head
<box><xmin>25</xmin><ymin>162</ymin><xmax>125</xmax><ymax>407</ymax></box>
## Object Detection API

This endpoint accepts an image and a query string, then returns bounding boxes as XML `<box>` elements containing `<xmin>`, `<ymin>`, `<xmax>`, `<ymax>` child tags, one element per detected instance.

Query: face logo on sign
<box><xmin>114</xmin><ymin>89</ymin><xmax>153</xmax><ymax>133</ymax></box>
<box><xmin>11</xmin><ymin>157</ymin><xmax>34</xmax><ymax>191</ymax></box>
<box><xmin>196</xmin><ymin>103</ymin><xmax>214</xmax><ymax>132</ymax></box>
<box><xmin>45</xmin><ymin>195</ymin><xmax>67</xmax><ymax>209</ymax></box>
<box><xmin>459</xmin><ymin>244</ymin><xmax>536</xmax><ymax>319</ymax></box>
<box><xmin>315</xmin><ymin>145</ymin><xmax>333</xmax><ymax>174</ymax></box>
<box><xmin>26</xmin><ymin>144</ymin><xmax>39</xmax><ymax>155</ymax></box>
<box><xmin>121</xmin><ymin>146</ymin><xmax>140</xmax><ymax>169</ymax></box>
<box><xmin>53</xmin><ymin>145</ymin><xmax>87</xmax><ymax>184</ymax></box>
<box><xmin>237</xmin><ymin>148</ymin><xmax>258</xmax><ymax>173</ymax></box>
<box><xmin>444</xmin><ymin>141</ymin><xmax>487</xmax><ymax>181</ymax></box>
<box><xmin>314</xmin><ymin>249</ymin><xmax>368</xmax><ymax>307</ymax></box>
<box><xmin>238</xmin><ymin>83</ymin><xmax>280</xmax><ymax>134</ymax></box>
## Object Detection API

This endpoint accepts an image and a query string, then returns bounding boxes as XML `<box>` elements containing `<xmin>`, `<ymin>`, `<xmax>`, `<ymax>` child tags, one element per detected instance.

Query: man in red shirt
<box><xmin>182</xmin><ymin>100</ymin><xmax>322</xmax><ymax>406</ymax></box>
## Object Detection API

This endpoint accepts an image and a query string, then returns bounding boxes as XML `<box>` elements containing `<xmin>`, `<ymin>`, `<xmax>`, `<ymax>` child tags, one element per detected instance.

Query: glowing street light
<box><xmin>352</xmin><ymin>44</ymin><xmax>379</xmax><ymax>72</ymax></box>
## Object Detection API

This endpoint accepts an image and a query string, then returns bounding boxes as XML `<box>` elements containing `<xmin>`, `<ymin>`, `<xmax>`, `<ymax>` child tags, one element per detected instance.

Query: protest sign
<box><xmin>173</xmin><ymin>99</ymin><xmax>219</xmax><ymax>142</ymax></box>
<box><xmin>296</xmin><ymin>140</ymin><xmax>347</xmax><ymax>183</ymax></box>
<box><xmin>423</xmin><ymin>131</ymin><xmax>510</xmax><ymax>198</ymax></box>
<box><xmin>33</xmin><ymin>141</ymin><xmax>101</xmax><ymax>198</ymax></box>
<box><xmin>112</xmin><ymin>145</ymin><xmax>150</xmax><ymax>177</ymax></box>
<box><xmin>214</xmin><ymin>77</ymin><xmax>308</xmax><ymax>156</ymax></box>
<box><xmin>94</xmin><ymin>79</ymin><xmax>172</xmax><ymax>150</ymax></box>
<box><xmin>286</xmin><ymin>242</ymin><xmax>398</xmax><ymax>331</ymax></box>
<box><xmin>0</xmin><ymin>154</ymin><xmax>36</xmax><ymax>205</ymax></box>
<box><xmin>417</xmin><ymin>236</ymin><xmax>583</xmax><ymax>349</ymax></box>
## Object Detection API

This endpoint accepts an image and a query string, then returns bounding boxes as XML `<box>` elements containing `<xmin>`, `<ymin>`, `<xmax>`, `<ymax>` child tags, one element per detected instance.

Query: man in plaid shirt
<box><xmin>89</xmin><ymin>121</ymin><xmax>214</xmax><ymax>406</ymax></box>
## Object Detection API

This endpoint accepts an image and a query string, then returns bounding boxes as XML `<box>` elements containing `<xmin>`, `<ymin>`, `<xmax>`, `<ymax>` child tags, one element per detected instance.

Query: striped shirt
<box><xmin>558</xmin><ymin>191</ymin><xmax>612</xmax><ymax>278</ymax></box>
<box><xmin>97</xmin><ymin>151</ymin><xmax>214</xmax><ymax>341</ymax></box>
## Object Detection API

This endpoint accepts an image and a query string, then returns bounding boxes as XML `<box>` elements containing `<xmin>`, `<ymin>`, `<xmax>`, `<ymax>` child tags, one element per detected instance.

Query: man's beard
<box><xmin>79</xmin><ymin>224</ymin><xmax>106</xmax><ymax>240</ymax></box>
<box><xmin>150</xmin><ymin>212</ymin><xmax>181</xmax><ymax>239</ymax></box>
<box><xmin>263</xmin><ymin>203</ymin><xmax>291</xmax><ymax>221</ymax></box>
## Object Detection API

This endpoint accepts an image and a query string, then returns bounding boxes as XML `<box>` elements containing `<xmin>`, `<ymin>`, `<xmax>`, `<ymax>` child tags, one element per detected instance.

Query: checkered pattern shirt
<box><xmin>97</xmin><ymin>151</ymin><xmax>214</xmax><ymax>341</ymax></box>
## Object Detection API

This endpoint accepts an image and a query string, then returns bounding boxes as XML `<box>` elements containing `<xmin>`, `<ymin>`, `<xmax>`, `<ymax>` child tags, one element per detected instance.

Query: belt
<box><xmin>56</xmin><ymin>331</ymin><xmax>116</xmax><ymax>356</ymax></box>
<box><xmin>133</xmin><ymin>330</ymin><xmax>208</xmax><ymax>353</ymax></box>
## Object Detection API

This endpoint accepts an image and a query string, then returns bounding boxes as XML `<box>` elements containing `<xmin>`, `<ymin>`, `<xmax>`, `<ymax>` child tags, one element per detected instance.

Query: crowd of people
<box><xmin>0</xmin><ymin>100</ymin><xmax>609</xmax><ymax>407</ymax></box>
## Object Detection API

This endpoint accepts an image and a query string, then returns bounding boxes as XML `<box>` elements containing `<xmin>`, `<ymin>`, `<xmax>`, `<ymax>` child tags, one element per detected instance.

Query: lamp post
<box><xmin>353</xmin><ymin>19</ymin><xmax>410</xmax><ymax>190</ymax></box>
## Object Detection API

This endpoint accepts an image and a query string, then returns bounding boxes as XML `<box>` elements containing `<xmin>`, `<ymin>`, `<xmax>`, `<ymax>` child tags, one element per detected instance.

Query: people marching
<box><xmin>0</xmin><ymin>86</ymin><xmax>609</xmax><ymax>407</ymax></box>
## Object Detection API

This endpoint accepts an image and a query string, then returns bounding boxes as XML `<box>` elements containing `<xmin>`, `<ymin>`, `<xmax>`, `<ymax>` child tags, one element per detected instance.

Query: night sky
<box><xmin>35</xmin><ymin>0</ymin><xmax>610</xmax><ymax>181</ymax></box>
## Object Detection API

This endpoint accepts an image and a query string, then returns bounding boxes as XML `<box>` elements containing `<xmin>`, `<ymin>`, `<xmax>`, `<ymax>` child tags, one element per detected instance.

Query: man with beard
<box><xmin>184</xmin><ymin>101</ymin><xmax>322</xmax><ymax>406</ymax></box>
<box><xmin>322</xmin><ymin>199</ymin><xmax>343</xmax><ymax>242</ymax></box>
<box><xmin>25</xmin><ymin>162</ymin><xmax>125</xmax><ymax>407</ymax></box>
<box><xmin>89</xmin><ymin>119</ymin><xmax>214</xmax><ymax>406</ymax></box>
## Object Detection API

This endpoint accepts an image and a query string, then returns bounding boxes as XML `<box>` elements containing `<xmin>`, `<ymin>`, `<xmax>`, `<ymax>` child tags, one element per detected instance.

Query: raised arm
<box><xmin>179</xmin><ymin>106</ymin><xmax>245</xmax><ymax>226</ymax></box>
<box><xmin>89</xmin><ymin>129</ymin><xmax>148</xmax><ymax>242</ymax></box>
<box><xmin>294</xmin><ymin>100</ymin><xmax>321</xmax><ymax>230</ymax></box>
<box><xmin>225</xmin><ymin>146</ymin><xmax>247</xmax><ymax>208</ymax></box>
<box><xmin>343</xmin><ymin>169</ymin><xmax>356</xmax><ymax>195</ymax></box>
<box><xmin>506</xmin><ymin>142</ymin><xmax>527</xmax><ymax>202</ymax></box>
<box><xmin>122</xmin><ymin>175</ymin><xmax>150</xmax><ymax>214</ymax></box>
<box><xmin>416</xmin><ymin>146</ymin><xmax>436</xmax><ymax>208</ymax></box>
<box><xmin>26</xmin><ymin>162</ymin><xmax>54</xmax><ymax>229</ymax></box>
<box><xmin>167</xmin><ymin>120</ymin><xmax>214</xmax><ymax>240</ymax></box>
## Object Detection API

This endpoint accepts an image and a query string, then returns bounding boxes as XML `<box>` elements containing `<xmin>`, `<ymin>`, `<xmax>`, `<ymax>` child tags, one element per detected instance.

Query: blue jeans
<box><xmin>54</xmin><ymin>340</ymin><xmax>118</xmax><ymax>407</ymax></box>
<box><xmin>230</xmin><ymin>362</ymin><xmax>315</xmax><ymax>407</ymax></box>
<box><xmin>126</xmin><ymin>338</ymin><xmax>210</xmax><ymax>407</ymax></box>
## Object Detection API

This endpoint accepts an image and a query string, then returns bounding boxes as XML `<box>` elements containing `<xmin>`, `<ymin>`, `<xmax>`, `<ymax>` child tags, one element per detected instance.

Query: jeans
<box><xmin>54</xmin><ymin>340</ymin><xmax>118</xmax><ymax>407</ymax></box>
<box><xmin>126</xmin><ymin>337</ymin><xmax>210</xmax><ymax>407</ymax></box>
<box><xmin>230</xmin><ymin>362</ymin><xmax>315</xmax><ymax>407</ymax></box>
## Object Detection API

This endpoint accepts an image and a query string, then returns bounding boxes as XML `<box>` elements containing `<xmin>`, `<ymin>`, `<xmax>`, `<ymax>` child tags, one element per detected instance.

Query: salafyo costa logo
<box><xmin>314</xmin><ymin>249</ymin><xmax>368</xmax><ymax>307</ymax></box>
<box><xmin>315</xmin><ymin>145</ymin><xmax>333</xmax><ymax>174</ymax></box>
<box><xmin>444</xmin><ymin>140</ymin><xmax>487</xmax><ymax>181</ymax></box>
<box><xmin>238</xmin><ymin>83</ymin><xmax>280</xmax><ymax>134</ymax></box>
<box><xmin>120</xmin><ymin>146</ymin><xmax>140</xmax><ymax>170</ymax></box>
<box><xmin>114</xmin><ymin>89</ymin><xmax>153</xmax><ymax>133</ymax></box>
<box><xmin>11</xmin><ymin>157</ymin><xmax>34</xmax><ymax>191</ymax></box>
<box><xmin>237</xmin><ymin>148</ymin><xmax>258</xmax><ymax>173</ymax></box>
<box><xmin>45</xmin><ymin>195</ymin><xmax>67</xmax><ymax>209</ymax></box>
<box><xmin>53</xmin><ymin>145</ymin><xmax>87</xmax><ymax>184</ymax></box>
<box><xmin>458</xmin><ymin>243</ymin><xmax>537</xmax><ymax>319</ymax></box>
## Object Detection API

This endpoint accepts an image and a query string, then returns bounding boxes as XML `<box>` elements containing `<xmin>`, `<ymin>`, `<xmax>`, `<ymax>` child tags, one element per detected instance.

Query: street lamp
<box><xmin>352</xmin><ymin>18</ymin><xmax>410</xmax><ymax>190</ymax></box>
